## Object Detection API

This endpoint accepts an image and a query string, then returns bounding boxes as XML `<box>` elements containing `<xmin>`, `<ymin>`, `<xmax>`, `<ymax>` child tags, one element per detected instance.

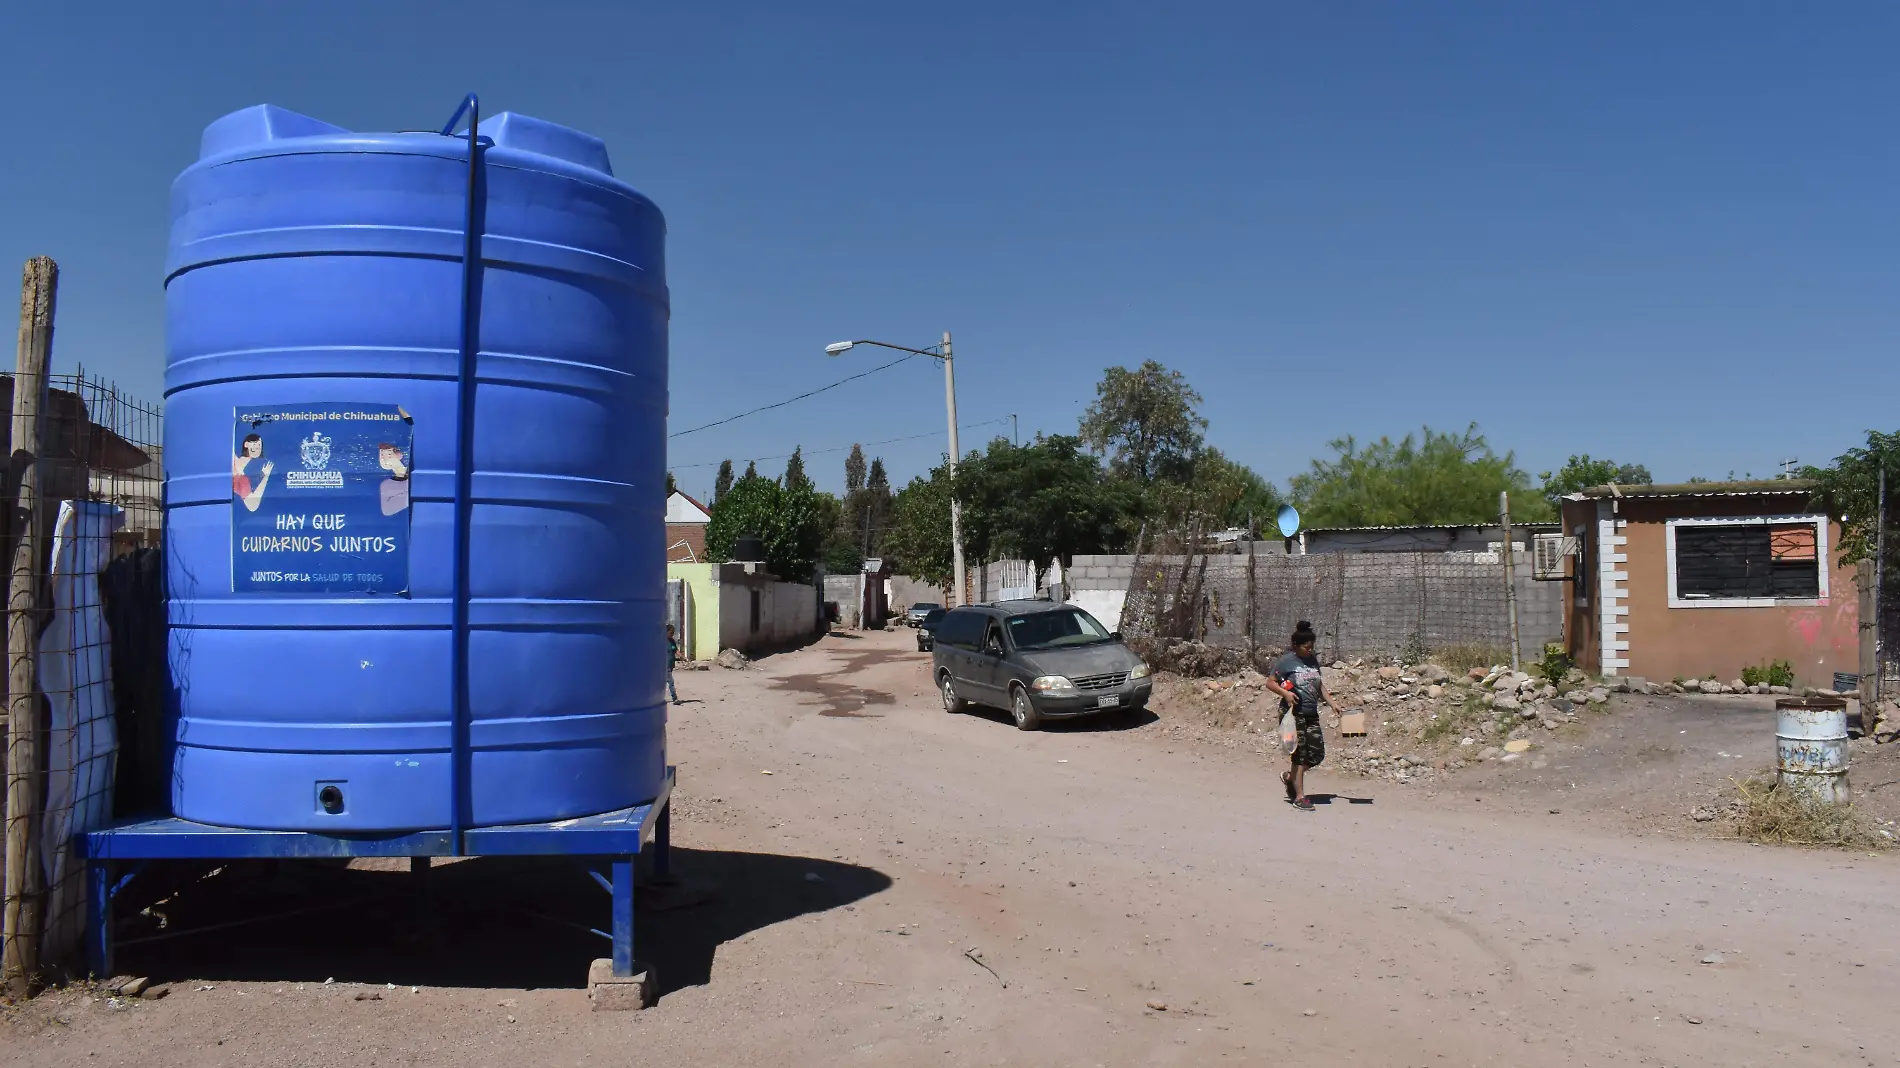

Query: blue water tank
<box><xmin>165</xmin><ymin>104</ymin><xmax>669</xmax><ymax>831</ymax></box>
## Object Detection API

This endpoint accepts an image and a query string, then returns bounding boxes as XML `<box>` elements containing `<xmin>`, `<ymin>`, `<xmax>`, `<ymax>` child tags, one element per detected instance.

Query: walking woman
<box><xmin>1266</xmin><ymin>620</ymin><xmax>1334</xmax><ymax>810</ymax></box>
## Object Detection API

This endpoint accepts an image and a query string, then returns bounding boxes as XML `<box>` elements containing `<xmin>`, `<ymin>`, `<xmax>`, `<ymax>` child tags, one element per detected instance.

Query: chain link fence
<box><xmin>3</xmin><ymin>369</ymin><xmax>162</xmax><ymax>987</ymax></box>
<box><xmin>1118</xmin><ymin>526</ymin><xmax>1534</xmax><ymax>673</ymax></box>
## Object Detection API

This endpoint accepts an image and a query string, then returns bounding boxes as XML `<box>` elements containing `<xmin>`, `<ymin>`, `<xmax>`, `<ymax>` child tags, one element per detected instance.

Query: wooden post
<box><xmin>4</xmin><ymin>257</ymin><xmax>55</xmax><ymax>996</ymax></box>
<box><xmin>1861</xmin><ymin>560</ymin><xmax>1879</xmax><ymax>735</ymax></box>
<box><xmin>1244</xmin><ymin>536</ymin><xmax>1258</xmax><ymax>669</ymax></box>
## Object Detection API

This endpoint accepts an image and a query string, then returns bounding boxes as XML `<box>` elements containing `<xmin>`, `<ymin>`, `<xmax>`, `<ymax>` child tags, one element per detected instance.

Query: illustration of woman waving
<box><xmin>233</xmin><ymin>433</ymin><xmax>273</xmax><ymax>512</ymax></box>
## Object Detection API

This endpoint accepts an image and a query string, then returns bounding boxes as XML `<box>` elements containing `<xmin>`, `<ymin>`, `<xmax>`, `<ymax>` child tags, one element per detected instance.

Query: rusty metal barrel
<box><xmin>1776</xmin><ymin>696</ymin><xmax>1850</xmax><ymax>804</ymax></box>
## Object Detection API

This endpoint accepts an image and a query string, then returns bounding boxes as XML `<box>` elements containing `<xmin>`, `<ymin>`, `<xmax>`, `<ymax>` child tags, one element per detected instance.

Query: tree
<box><xmin>743</xmin><ymin>460</ymin><xmax>758</xmax><ymax>480</ymax></box>
<box><xmin>713</xmin><ymin>460</ymin><xmax>734</xmax><ymax>503</ymax></box>
<box><xmin>844</xmin><ymin>444</ymin><xmax>867</xmax><ymax>494</ymax></box>
<box><xmin>1079</xmin><ymin>360</ymin><xmax>1208</xmax><ymax>483</ymax></box>
<box><xmin>1538</xmin><ymin>455</ymin><xmax>1652</xmax><ymax>510</ymax></box>
<box><xmin>1805</xmin><ymin>429</ymin><xmax>1900</xmax><ymax>569</ymax></box>
<box><xmin>885</xmin><ymin>472</ymin><xmax>956</xmax><ymax>588</ymax></box>
<box><xmin>956</xmin><ymin>435</ymin><xmax>1134</xmax><ymax>568</ymax></box>
<box><xmin>784</xmin><ymin>446</ymin><xmax>811</xmax><ymax>490</ymax></box>
<box><xmin>1290</xmin><ymin>423</ymin><xmax>1548</xmax><ymax>527</ymax></box>
<box><xmin>665</xmin><ymin>471</ymin><xmax>677</xmax><ymax>498</ymax></box>
<box><xmin>828</xmin><ymin>453</ymin><xmax>895</xmax><ymax>572</ymax></box>
<box><xmin>704</xmin><ymin>473</ymin><xmax>831</xmax><ymax>580</ymax></box>
<box><xmin>1184</xmin><ymin>447</ymin><xmax>1284</xmax><ymax>531</ymax></box>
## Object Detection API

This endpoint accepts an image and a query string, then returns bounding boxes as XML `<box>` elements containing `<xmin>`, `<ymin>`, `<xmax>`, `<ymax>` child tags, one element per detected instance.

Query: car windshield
<box><xmin>912</xmin><ymin>603</ymin><xmax>941</xmax><ymax>612</ymax></box>
<box><xmin>923</xmin><ymin>609</ymin><xmax>946</xmax><ymax>624</ymax></box>
<box><xmin>1006</xmin><ymin>608</ymin><xmax>1113</xmax><ymax>651</ymax></box>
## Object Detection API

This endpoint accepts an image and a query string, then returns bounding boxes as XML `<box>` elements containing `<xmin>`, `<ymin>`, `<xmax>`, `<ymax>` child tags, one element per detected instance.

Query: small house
<box><xmin>1556</xmin><ymin>481</ymin><xmax>1858</xmax><ymax>687</ymax></box>
<box><xmin>665</xmin><ymin>490</ymin><xmax>712</xmax><ymax>563</ymax></box>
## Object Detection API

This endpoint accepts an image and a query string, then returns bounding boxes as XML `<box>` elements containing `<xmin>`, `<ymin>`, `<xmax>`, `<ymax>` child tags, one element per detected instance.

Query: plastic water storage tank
<box><xmin>165</xmin><ymin>104</ymin><xmax>669</xmax><ymax>831</ymax></box>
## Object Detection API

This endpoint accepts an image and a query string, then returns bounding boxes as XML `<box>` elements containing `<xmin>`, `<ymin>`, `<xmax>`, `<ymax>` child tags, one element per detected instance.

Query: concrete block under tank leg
<box><xmin>589</xmin><ymin>958</ymin><xmax>655</xmax><ymax>1011</ymax></box>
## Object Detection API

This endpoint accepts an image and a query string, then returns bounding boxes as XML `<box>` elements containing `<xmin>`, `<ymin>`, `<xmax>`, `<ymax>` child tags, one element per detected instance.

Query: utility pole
<box><xmin>1010</xmin><ymin>413</ymin><xmax>1018</xmax><ymax>447</ymax></box>
<box><xmin>1500</xmin><ymin>490</ymin><xmax>1522</xmax><ymax>674</ymax></box>
<box><xmin>943</xmin><ymin>330</ymin><xmax>966</xmax><ymax>607</ymax></box>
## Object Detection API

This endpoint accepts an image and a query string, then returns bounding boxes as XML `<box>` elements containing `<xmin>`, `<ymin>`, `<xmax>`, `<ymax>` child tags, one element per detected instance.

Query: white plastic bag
<box><xmin>1279</xmin><ymin>710</ymin><xmax>1299</xmax><ymax>755</ymax></box>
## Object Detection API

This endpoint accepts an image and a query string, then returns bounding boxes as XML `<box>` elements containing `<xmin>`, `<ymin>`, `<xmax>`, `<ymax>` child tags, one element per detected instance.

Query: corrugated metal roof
<box><xmin>1566</xmin><ymin>479</ymin><xmax>1816</xmax><ymax>501</ymax></box>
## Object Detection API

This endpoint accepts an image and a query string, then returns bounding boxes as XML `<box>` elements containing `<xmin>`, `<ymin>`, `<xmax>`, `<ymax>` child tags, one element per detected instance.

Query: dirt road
<box><xmin>7</xmin><ymin>628</ymin><xmax>1896</xmax><ymax>1066</ymax></box>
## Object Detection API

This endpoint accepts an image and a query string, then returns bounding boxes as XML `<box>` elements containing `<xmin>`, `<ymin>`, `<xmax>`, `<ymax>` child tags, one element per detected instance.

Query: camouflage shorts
<box><xmin>1292</xmin><ymin>707</ymin><xmax>1325</xmax><ymax>768</ymax></box>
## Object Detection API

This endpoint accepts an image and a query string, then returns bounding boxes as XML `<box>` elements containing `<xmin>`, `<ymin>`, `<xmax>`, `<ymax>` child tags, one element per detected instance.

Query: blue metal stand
<box><xmin>81</xmin><ymin>768</ymin><xmax>674</xmax><ymax>990</ymax></box>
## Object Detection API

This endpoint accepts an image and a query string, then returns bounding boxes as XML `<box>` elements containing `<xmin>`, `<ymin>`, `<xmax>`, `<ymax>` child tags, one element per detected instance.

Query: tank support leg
<box><xmin>611</xmin><ymin>856</ymin><xmax>635</xmax><ymax>976</ymax></box>
<box><xmin>588</xmin><ymin>854</ymin><xmax>654</xmax><ymax>1009</ymax></box>
<box><xmin>87</xmin><ymin>860</ymin><xmax>112</xmax><ymax>979</ymax></box>
<box><xmin>654</xmin><ymin>806</ymin><xmax>671</xmax><ymax>879</ymax></box>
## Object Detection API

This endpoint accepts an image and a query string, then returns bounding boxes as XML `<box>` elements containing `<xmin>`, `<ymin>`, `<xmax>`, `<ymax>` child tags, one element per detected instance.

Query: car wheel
<box><xmin>940</xmin><ymin>672</ymin><xmax>967</xmax><ymax>714</ymax></box>
<box><xmin>1010</xmin><ymin>685</ymin><xmax>1042</xmax><ymax>731</ymax></box>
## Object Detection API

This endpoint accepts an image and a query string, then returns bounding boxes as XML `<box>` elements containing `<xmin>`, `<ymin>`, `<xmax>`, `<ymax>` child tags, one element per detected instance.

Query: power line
<box><xmin>671</xmin><ymin>418</ymin><xmax>1012</xmax><ymax>470</ymax></box>
<box><xmin>667</xmin><ymin>351</ymin><xmax>922</xmax><ymax>439</ymax></box>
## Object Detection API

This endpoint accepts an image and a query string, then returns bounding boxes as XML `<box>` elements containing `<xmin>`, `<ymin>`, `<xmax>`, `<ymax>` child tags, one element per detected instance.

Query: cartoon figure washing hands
<box><xmin>233</xmin><ymin>433</ymin><xmax>273</xmax><ymax>511</ymax></box>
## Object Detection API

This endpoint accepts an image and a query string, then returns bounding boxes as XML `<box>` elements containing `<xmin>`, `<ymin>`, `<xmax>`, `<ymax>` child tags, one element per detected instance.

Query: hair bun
<box><xmin>1295</xmin><ymin>619</ymin><xmax>1312</xmax><ymax>630</ymax></box>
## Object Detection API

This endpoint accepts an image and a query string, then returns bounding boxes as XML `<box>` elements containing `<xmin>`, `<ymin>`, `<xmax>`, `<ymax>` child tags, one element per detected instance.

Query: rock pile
<box><xmin>1150</xmin><ymin>657</ymin><xmax>1621</xmax><ymax>785</ymax></box>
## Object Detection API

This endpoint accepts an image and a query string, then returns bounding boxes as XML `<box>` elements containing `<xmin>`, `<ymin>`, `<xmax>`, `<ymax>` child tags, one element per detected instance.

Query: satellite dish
<box><xmin>1276</xmin><ymin>505</ymin><xmax>1301</xmax><ymax>539</ymax></box>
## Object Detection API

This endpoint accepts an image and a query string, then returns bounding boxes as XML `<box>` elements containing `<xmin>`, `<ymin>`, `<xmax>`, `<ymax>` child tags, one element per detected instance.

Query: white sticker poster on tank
<box><xmin>231</xmin><ymin>402</ymin><xmax>413</xmax><ymax>595</ymax></box>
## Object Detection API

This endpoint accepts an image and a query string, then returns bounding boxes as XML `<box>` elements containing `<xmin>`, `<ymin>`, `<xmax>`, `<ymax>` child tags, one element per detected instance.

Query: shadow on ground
<box><xmin>960</xmin><ymin>705</ymin><xmax>1160</xmax><ymax>733</ymax></box>
<box><xmin>111</xmin><ymin>848</ymin><xmax>890</xmax><ymax>995</ymax></box>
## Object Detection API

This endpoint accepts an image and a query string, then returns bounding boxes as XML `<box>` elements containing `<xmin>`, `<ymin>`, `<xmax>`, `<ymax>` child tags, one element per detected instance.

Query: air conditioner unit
<box><xmin>1532</xmin><ymin>533</ymin><xmax>1577</xmax><ymax>580</ymax></box>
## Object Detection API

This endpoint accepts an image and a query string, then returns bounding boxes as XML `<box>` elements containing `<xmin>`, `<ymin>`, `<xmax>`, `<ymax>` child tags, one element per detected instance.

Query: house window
<box><xmin>1666</xmin><ymin>514</ymin><xmax>1828</xmax><ymax>608</ymax></box>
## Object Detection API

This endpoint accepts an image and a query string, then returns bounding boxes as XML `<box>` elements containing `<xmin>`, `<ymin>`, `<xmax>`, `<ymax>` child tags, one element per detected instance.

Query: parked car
<box><xmin>903</xmin><ymin>601</ymin><xmax>943</xmax><ymax>627</ymax></box>
<box><xmin>929</xmin><ymin>600</ymin><xmax>1151</xmax><ymax>731</ymax></box>
<box><xmin>915</xmin><ymin>607</ymin><xmax>948</xmax><ymax>651</ymax></box>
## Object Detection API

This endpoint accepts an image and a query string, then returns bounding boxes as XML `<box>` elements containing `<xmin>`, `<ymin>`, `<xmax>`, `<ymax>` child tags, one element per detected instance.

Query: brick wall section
<box><xmin>666</xmin><ymin>523</ymin><xmax>706</xmax><ymax>563</ymax></box>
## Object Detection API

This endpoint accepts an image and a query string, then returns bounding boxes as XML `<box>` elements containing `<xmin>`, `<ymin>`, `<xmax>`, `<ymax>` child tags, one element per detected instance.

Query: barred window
<box><xmin>1671</xmin><ymin>517</ymin><xmax>1824</xmax><ymax>604</ymax></box>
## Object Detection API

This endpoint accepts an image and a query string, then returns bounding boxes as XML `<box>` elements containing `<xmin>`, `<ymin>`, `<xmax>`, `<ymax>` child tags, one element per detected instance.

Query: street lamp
<box><xmin>825</xmin><ymin>332</ymin><xmax>966</xmax><ymax>607</ymax></box>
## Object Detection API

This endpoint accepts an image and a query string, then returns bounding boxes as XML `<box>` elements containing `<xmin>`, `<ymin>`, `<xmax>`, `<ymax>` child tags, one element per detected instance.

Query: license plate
<box><xmin>1096</xmin><ymin>695</ymin><xmax>1121</xmax><ymax>709</ymax></box>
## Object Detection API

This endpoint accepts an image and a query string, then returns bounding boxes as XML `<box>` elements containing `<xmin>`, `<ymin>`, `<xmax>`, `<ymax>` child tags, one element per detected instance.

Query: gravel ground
<box><xmin>5</xmin><ymin>627</ymin><xmax>1897</xmax><ymax>1067</ymax></box>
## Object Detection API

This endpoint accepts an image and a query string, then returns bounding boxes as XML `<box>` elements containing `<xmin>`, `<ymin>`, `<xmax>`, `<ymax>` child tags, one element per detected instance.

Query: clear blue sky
<box><xmin>5</xmin><ymin>3</ymin><xmax>1896</xmax><ymax>502</ymax></box>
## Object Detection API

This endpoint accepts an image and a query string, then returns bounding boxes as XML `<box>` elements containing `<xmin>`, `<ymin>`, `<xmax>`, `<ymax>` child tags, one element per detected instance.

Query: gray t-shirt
<box><xmin>1271</xmin><ymin>652</ymin><xmax>1323</xmax><ymax>718</ymax></box>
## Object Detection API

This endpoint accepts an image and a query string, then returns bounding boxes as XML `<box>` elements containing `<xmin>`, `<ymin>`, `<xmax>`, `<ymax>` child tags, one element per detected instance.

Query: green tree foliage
<box><xmin>844</xmin><ymin>444</ymin><xmax>867</xmax><ymax>494</ymax></box>
<box><xmin>784</xmin><ymin>446</ymin><xmax>811</xmax><ymax>490</ymax></box>
<box><xmin>825</xmin><ymin>450</ymin><xmax>896</xmax><ymax>573</ymax></box>
<box><xmin>1079</xmin><ymin>360</ymin><xmax>1207</xmax><ymax>483</ymax></box>
<box><xmin>713</xmin><ymin>460</ymin><xmax>734</xmax><ymax>503</ymax></box>
<box><xmin>665</xmin><ymin>471</ymin><xmax>677</xmax><ymax>498</ymax></box>
<box><xmin>1182</xmin><ymin>446</ymin><xmax>1284</xmax><ymax>531</ymax></box>
<box><xmin>705</xmin><ymin>473</ymin><xmax>830</xmax><ymax>580</ymax></box>
<box><xmin>956</xmin><ymin>435</ymin><xmax>1135</xmax><ymax>568</ymax></box>
<box><xmin>1538</xmin><ymin>455</ymin><xmax>1652</xmax><ymax>509</ymax></box>
<box><xmin>1804</xmin><ymin>429</ymin><xmax>1900</xmax><ymax>567</ymax></box>
<box><xmin>885</xmin><ymin>472</ymin><xmax>956</xmax><ymax>588</ymax></box>
<box><xmin>1291</xmin><ymin>423</ymin><xmax>1548</xmax><ymax>527</ymax></box>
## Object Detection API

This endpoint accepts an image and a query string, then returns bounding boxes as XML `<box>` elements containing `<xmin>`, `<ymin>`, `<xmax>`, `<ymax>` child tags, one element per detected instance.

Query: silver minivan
<box><xmin>930</xmin><ymin>600</ymin><xmax>1152</xmax><ymax>730</ymax></box>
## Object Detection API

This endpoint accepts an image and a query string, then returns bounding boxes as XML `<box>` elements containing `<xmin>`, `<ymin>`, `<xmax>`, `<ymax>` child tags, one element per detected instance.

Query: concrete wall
<box><xmin>666</xmin><ymin>562</ymin><xmax>721</xmax><ymax>661</ymax></box>
<box><xmin>890</xmin><ymin>575</ymin><xmax>946</xmax><ymax>611</ymax></box>
<box><xmin>1061</xmin><ymin>549</ymin><xmax>1562</xmax><ymax>660</ymax></box>
<box><xmin>715</xmin><ymin>565</ymin><xmax>823</xmax><ymax>655</ymax></box>
<box><xmin>823</xmin><ymin>574</ymin><xmax>862</xmax><ymax>627</ymax></box>
<box><xmin>670</xmin><ymin>562</ymin><xmax>823</xmax><ymax>659</ymax></box>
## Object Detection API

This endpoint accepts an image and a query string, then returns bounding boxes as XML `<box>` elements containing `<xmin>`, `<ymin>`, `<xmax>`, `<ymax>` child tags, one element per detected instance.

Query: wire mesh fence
<box><xmin>2</xmin><ymin>369</ymin><xmax>162</xmax><ymax>985</ymax></box>
<box><xmin>1119</xmin><ymin>526</ymin><xmax>1524</xmax><ymax>671</ymax></box>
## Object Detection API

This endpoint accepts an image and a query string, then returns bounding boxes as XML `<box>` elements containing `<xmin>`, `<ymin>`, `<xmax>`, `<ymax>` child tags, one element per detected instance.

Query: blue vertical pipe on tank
<box><xmin>164</xmin><ymin>102</ymin><xmax>670</xmax><ymax>832</ymax></box>
<box><xmin>442</xmin><ymin>93</ymin><xmax>482</xmax><ymax>853</ymax></box>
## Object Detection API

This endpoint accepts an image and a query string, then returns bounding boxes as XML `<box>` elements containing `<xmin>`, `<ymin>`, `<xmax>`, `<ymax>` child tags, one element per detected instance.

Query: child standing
<box><xmin>665</xmin><ymin>624</ymin><xmax>681</xmax><ymax>705</ymax></box>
